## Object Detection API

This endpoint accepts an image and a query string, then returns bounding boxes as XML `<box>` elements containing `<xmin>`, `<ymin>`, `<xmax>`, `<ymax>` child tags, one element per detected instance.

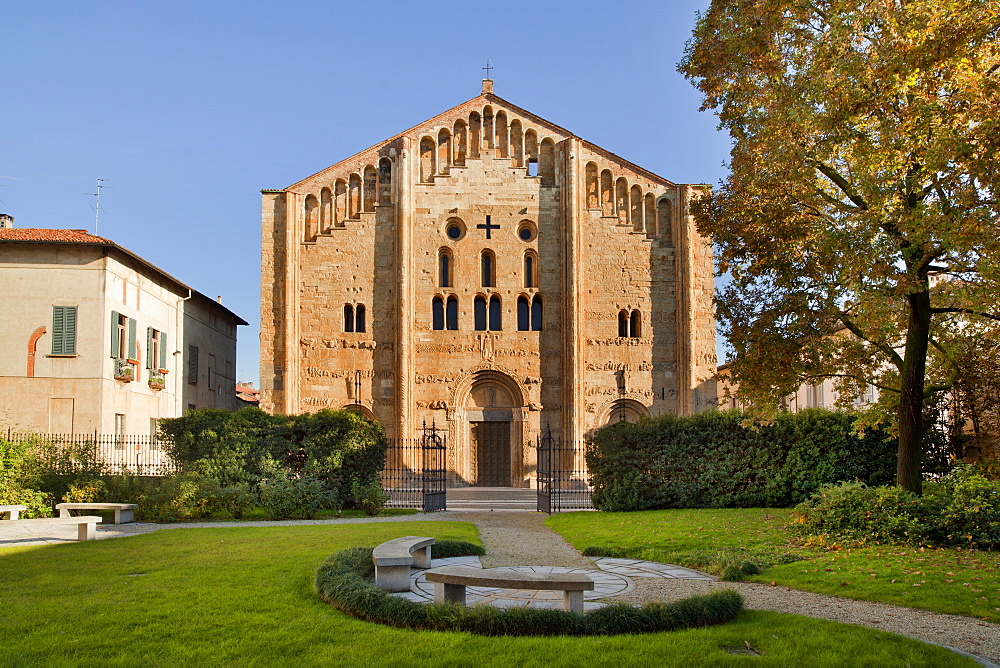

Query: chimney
<box><xmin>216</xmin><ymin>296</ymin><xmax>223</xmax><ymax>304</ymax></box>
<box><xmin>0</xmin><ymin>214</ymin><xmax>13</xmax><ymax>229</ymax></box>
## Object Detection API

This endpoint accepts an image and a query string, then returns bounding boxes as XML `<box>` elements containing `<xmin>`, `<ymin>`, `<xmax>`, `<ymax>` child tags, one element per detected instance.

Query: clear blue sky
<box><xmin>2</xmin><ymin>0</ymin><xmax>731</xmax><ymax>384</ymax></box>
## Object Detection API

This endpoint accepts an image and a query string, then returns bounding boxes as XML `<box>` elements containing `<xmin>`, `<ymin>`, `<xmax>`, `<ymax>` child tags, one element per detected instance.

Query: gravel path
<box><xmin>41</xmin><ymin>511</ymin><xmax>998</xmax><ymax>665</ymax></box>
<box><xmin>617</xmin><ymin>577</ymin><xmax>1000</xmax><ymax>665</ymax></box>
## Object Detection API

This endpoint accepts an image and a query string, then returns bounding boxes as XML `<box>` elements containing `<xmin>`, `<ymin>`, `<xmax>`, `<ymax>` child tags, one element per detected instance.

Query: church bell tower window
<box><xmin>474</xmin><ymin>296</ymin><xmax>487</xmax><ymax>331</ymax></box>
<box><xmin>480</xmin><ymin>250</ymin><xmax>496</xmax><ymax>288</ymax></box>
<box><xmin>344</xmin><ymin>304</ymin><xmax>366</xmax><ymax>333</ymax></box>
<box><xmin>488</xmin><ymin>295</ymin><xmax>502</xmax><ymax>331</ymax></box>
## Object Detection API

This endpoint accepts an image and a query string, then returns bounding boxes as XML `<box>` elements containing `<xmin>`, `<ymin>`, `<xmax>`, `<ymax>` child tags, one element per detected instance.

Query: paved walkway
<box><xmin>396</xmin><ymin>554</ymin><xmax>712</xmax><ymax>611</ymax></box>
<box><xmin>1</xmin><ymin>510</ymin><xmax>997</xmax><ymax>665</ymax></box>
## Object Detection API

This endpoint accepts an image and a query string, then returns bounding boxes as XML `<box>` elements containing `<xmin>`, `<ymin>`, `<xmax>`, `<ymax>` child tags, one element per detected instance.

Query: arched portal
<box><xmin>451</xmin><ymin>370</ymin><xmax>526</xmax><ymax>487</ymax></box>
<box><xmin>600</xmin><ymin>399</ymin><xmax>651</xmax><ymax>426</ymax></box>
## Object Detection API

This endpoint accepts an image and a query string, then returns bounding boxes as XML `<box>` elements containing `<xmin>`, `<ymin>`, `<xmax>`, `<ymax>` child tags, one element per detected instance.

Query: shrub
<box><xmin>314</xmin><ymin>544</ymin><xmax>743</xmax><ymax>636</ymax></box>
<box><xmin>791</xmin><ymin>482</ymin><xmax>931</xmax><ymax>545</ymax></box>
<box><xmin>62</xmin><ymin>477</ymin><xmax>105</xmax><ymax>503</ymax></box>
<box><xmin>214</xmin><ymin>483</ymin><xmax>256</xmax><ymax>520</ymax></box>
<box><xmin>351</xmin><ymin>479</ymin><xmax>388</xmax><ymax>516</ymax></box>
<box><xmin>929</xmin><ymin>465</ymin><xmax>1000</xmax><ymax>549</ymax></box>
<box><xmin>0</xmin><ymin>434</ymin><xmax>51</xmax><ymax>517</ymax></box>
<box><xmin>587</xmin><ymin>409</ymin><xmax>897</xmax><ymax>511</ymax></box>
<box><xmin>142</xmin><ymin>472</ymin><xmax>221</xmax><ymax>522</ymax></box>
<box><xmin>259</xmin><ymin>474</ymin><xmax>336</xmax><ymax>519</ymax></box>
<box><xmin>98</xmin><ymin>473</ymin><xmax>157</xmax><ymax>513</ymax></box>
<box><xmin>793</xmin><ymin>470</ymin><xmax>1000</xmax><ymax>550</ymax></box>
<box><xmin>160</xmin><ymin>407</ymin><xmax>387</xmax><ymax>509</ymax></box>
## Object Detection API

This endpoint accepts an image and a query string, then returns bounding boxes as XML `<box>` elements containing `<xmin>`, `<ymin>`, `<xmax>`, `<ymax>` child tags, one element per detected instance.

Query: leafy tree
<box><xmin>679</xmin><ymin>0</ymin><xmax>1000</xmax><ymax>492</ymax></box>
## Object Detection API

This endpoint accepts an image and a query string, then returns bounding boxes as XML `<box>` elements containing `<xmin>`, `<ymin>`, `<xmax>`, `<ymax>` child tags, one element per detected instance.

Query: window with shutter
<box><xmin>51</xmin><ymin>306</ymin><xmax>77</xmax><ymax>355</ymax></box>
<box><xmin>146</xmin><ymin>327</ymin><xmax>155</xmax><ymax>368</ymax></box>
<box><xmin>111</xmin><ymin>310</ymin><xmax>121</xmax><ymax>357</ymax></box>
<box><xmin>188</xmin><ymin>345</ymin><xmax>199</xmax><ymax>384</ymax></box>
<box><xmin>159</xmin><ymin>331</ymin><xmax>167</xmax><ymax>369</ymax></box>
<box><xmin>127</xmin><ymin>318</ymin><xmax>137</xmax><ymax>360</ymax></box>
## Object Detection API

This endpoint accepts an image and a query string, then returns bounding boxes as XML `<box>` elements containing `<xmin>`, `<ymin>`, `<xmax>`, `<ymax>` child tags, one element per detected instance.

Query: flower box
<box><xmin>113</xmin><ymin>359</ymin><xmax>134</xmax><ymax>381</ymax></box>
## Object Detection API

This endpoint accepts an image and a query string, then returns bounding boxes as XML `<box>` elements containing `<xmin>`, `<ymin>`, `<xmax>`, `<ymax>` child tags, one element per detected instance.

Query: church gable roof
<box><xmin>284</xmin><ymin>84</ymin><xmax>676</xmax><ymax>191</ymax></box>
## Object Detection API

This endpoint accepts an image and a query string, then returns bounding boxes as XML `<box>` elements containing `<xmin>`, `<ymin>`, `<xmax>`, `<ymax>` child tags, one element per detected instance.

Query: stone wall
<box><xmin>260</xmin><ymin>84</ymin><xmax>717</xmax><ymax>486</ymax></box>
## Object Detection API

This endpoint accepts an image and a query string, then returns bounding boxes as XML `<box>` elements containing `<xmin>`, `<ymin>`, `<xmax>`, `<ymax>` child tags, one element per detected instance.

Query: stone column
<box><xmin>562</xmin><ymin>137</ymin><xmax>582</xmax><ymax>442</ymax></box>
<box><xmin>395</xmin><ymin>138</ymin><xmax>413</xmax><ymax>439</ymax></box>
<box><xmin>676</xmin><ymin>184</ymin><xmax>716</xmax><ymax>415</ymax></box>
<box><xmin>259</xmin><ymin>189</ymin><xmax>285</xmax><ymax>413</ymax></box>
<box><xmin>284</xmin><ymin>191</ymin><xmax>302</xmax><ymax>415</ymax></box>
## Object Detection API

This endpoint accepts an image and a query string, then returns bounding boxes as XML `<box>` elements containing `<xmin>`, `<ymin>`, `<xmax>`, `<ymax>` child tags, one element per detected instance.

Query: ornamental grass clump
<box><xmin>314</xmin><ymin>542</ymin><xmax>743</xmax><ymax>636</ymax></box>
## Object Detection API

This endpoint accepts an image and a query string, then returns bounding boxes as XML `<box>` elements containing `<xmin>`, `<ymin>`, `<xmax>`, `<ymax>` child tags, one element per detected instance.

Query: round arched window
<box><xmin>517</xmin><ymin>220</ymin><xmax>537</xmax><ymax>242</ymax></box>
<box><xmin>445</xmin><ymin>218</ymin><xmax>466</xmax><ymax>241</ymax></box>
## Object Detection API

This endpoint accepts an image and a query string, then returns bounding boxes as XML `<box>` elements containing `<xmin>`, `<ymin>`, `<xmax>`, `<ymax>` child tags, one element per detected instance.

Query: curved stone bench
<box><xmin>56</xmin><ymin>503</ymin><xmax>137</xmax><ymax>524</ymax></box>
<box><xmin>424</xmin><ymin>565</ymin><xmax>595</xmax><ymax>613</ymax></box>
<box><xmin>0</xmin><ymin>505</ymin><xmax>28</xmax><ymax>520</ymax></box>
<box><xmin>372</xmin><ymin>536</ymin><xmax>435</xmax><ymax>592</ymax></box>
<box><xmin>14</xmin><ymin>516</ymin><xmax>101</xmax><ymax>541</ymax></box>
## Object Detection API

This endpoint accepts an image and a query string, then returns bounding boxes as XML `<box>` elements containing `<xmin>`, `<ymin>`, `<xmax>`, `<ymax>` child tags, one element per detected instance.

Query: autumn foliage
<box><xmin>680</xmin><ymin>0</ymin><xmax>1000</xmax><ymax>492</ymax></box>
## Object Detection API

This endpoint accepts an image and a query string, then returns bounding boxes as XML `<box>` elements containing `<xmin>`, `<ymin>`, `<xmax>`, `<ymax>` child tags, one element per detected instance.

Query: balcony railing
<box><xmin>113</xmin><ymin>358</ymin><xmax>134</xmax><ymax>381</ymax></box>
<box><xmin>148</xmin><ymin>368</ymin><xmax>166</xmax><ymax>390</ymax></box>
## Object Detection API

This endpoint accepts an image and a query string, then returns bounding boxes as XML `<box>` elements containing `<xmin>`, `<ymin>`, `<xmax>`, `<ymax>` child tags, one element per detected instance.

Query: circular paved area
<box><xmin>395</xmin><ymin>554</ymin><xmax>714</xmax><ymax>611</ymax></box>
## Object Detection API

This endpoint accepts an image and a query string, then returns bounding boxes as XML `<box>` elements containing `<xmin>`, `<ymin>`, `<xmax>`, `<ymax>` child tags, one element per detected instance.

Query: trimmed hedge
<box><xmin>587</xmin><ymin>409</ymin><xmax>896</xmax><ymax>511</ymax></box>
<box><xmin>314</xmin><ymin>541</ymin><xmax>743</xmax><ymax>636</ymax></box>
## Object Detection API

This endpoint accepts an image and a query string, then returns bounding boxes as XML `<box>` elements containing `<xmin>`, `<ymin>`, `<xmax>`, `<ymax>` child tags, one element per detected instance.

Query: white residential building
<box><xmin>0</xmin><ymin>226</ymin><xmax>247</xmax><ymax>435</ymax></box>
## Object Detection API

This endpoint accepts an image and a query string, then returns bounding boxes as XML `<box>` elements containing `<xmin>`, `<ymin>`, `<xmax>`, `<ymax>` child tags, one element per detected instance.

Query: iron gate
<box><xmin>381</xmin><ymin>421</ymin><xmax>447</xmax><ymax>512</ymax></box>
<box><xmin>536</xmin><ymin>425</ymin><xmax>593</xmax><ymax>513</ymax></box>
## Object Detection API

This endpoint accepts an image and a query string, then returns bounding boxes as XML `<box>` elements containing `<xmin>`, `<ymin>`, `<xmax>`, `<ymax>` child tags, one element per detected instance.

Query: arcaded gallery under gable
<box><xmin>260</xmin><ymin>80</ymin><xmax>716</xmax><ymax>488</ymax></box>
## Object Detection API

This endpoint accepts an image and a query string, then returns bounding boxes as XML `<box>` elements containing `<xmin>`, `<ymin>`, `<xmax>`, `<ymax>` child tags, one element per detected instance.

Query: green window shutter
<box><xmin>52</xmin><ymin>306</ymin><xmax>64</xmax><ymax>355</ymax></box>
<box><xmin>146</xmin><ymin>327</ymin><xmax>154</xmax><ymax>368</ymax></box>
<box><xmin>63</xmin><ymin>307</ymin><xmax>77</xmax><ymax>354</ymax></box>
<box><xmin>110</xmin><ymin>310</ymin><xmax>120</xmax><ymax>358</ymax></box>
<box><xmin>188</xmin><ymin>345</ymin><xmax>199</xmax><ymax>384</ymax></box>
<box><xmin>159</xmin><ymin>331</ymin><xmax>168</xmax><ymax>369</ymax></box>
<box><xmin>128</xmin><ymin>318</ymin><xmax>137</xmax><ymax>360</ymax></box>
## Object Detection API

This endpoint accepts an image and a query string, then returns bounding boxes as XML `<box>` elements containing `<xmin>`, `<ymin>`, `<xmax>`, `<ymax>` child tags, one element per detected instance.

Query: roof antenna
<box><xmin>86</xmin><ymin>178</ymin><xmax>110</xmax><ymax>234</ymax></box>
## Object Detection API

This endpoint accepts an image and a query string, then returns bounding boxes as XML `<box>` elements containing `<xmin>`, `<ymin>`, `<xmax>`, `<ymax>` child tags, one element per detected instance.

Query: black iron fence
<box><xmin>536</xmin><ymin>426</ymin><xmax>593</xmax><ymax>513</ymax></box>
<box><xmin>380</xmin><ymin>421</ymin><xmax>448</xmax><ymax>512</ymax></box>
<box><xmin>4</xmin><ymin>430</ymin><xmax>179</xmax><ymax>476</ymax></box>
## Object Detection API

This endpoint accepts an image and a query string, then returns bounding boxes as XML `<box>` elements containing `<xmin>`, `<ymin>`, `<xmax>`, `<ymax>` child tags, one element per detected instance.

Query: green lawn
<box><xmin>0</xmin><ymin>522</ymin><xmax>972</xmax><ymax>666</ymax></box>
<box><xmin>547</xmin><ymin>509</ymin><xmax>1000</xmax><ymax>623</ymax></box>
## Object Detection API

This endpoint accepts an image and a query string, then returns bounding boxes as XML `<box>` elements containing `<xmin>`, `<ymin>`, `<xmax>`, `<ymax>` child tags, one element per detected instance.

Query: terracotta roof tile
<box><xmin>0</xmin><ymin>228</ymin><xmax>112</xmax><ymax>244</ymax></box>
<box><xmin>0</xmin><ymin>227</ymin><xmax>249</xmax><ymax>326</ymax></box>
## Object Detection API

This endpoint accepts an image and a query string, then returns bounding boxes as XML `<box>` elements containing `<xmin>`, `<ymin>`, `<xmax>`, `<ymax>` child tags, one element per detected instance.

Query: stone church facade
<box><xmin>260</xmin><ymin>81</ymin><xmax>716</xmax><ymax>487</ymax></box>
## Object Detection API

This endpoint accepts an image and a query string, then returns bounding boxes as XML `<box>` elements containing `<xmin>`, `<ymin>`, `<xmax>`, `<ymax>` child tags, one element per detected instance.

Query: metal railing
<box><xmin>380</xmin><ymin>422</ymin><xmax>447</xmax><ymax>512</ymax></box>
<box><xmin>536</xmin><ymin>426</ymin><xmax>593</xmax><ymax>513</ymax></box>
<box><xmin>4</xmin><ymin>430</ymin><xmax>178</xmax><ymax>476</ymax></box>
<box><xmin>113</xmin><ymin>358</ymin><xmax>135</xmax><ymax>381</ymax></box>
<box><xmin>147</xmin><ymin>369</ymin><xmax>166</xmax><ymax>390</ymax></box>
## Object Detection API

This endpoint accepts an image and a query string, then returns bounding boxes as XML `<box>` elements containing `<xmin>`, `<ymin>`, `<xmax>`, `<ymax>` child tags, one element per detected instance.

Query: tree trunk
<box><xmin>897</xmin><ymin>288</ymin><xmax>932</xmax><ymax>494</ymax></box>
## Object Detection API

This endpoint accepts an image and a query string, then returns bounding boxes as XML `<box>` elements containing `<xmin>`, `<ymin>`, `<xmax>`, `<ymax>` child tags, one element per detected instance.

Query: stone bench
<box><xmin>424</xmin><ymin>565</ymin><xmax>595</xmax><ymax>613</ymax></box>
<box><xmin>57</xmin><ymin>503</ymin><xmax>138</xmax><ymax>524</ymax></box>
<box><xmin>372</xmin><ymin>536</ymin><xmax>435</xmax><ymax>592</ymax></box>
<box><xmin>0</xmin><ymin>505</ymin><xmax>28</xmax><ymax>520</ymax></box>
<box><xmin>13</xmin><ymin>516</ymin><xmax>102</xmax><ymax>541</ymax></box>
